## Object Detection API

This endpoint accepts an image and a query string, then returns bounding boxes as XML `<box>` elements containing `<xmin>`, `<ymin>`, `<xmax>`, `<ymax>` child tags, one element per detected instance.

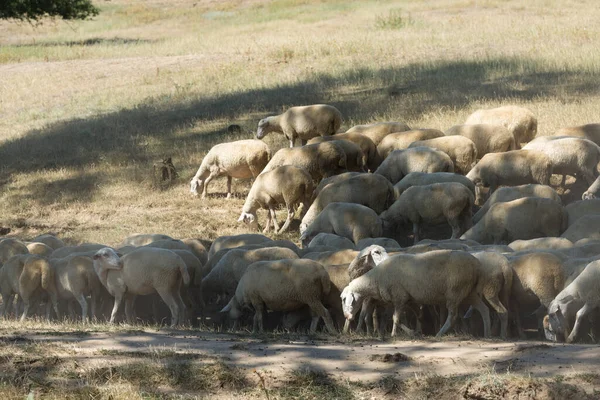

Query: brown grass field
<box><xmin>2</xmin><ymin>0</ymin><xmax>600</xmax><ymax>398</ymax></box>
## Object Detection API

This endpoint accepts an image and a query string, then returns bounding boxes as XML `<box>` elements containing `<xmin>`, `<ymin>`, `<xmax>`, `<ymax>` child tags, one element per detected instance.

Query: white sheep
<box><xmin>445</xmin><ymin>124</ymin><xmax>516</xmax><ymax>157</ymax></box>
<box><xmin>302</xmin><ymin>249</ymin><xmax>359</xmax><ymax>266</ymax></box>
<box><xmin>208</xmin><ymin>234</ymin><xmax>272</xmax><ymax>259</ymax></box>
<box><xmin>409</xmin><ymin>135</ymin><xmax>478</xmax><ymax>174</ymax></box>
<box><xmin>464</xmin><ymin>105</ymin><xmax>537</xmax><ymax>145</ymax></box>
<box><xmin>300</xmin><ymin>202</ymin><xmax>383</xmax><ymax>247</ymax></box>
<box><xmin>25</xmin><ymin>242</ymin><xmax>54</xmax><ymax>258</ymax></box>
<box><xmin>0</xmin><ymin>238</ymin><xmax>29</xmax><ymax>264</ymax></box>
<box><xmin>121</xmin><ymin>234</ymin><xmax>173</xmax><ymax>247</ymax></box>
<box><xmin>309</xmin><ymin>132</ymin><xmax>382</xmax><ymax>171</ymax></box>
<box><xmin>181</xmin><ymin>238</ymin><xmax>209</xmax><ymax>266</ymax></box>
<box><xmin>50</xmin><ymin>243</ymin><xmax>108</xmax><ymax>259</ymax></box>
<box><xmin>256</xmin><ymin>104</ymin><xmax>342</xmax><ymax>147</ymax></box>
<box><xmin>374</xmin><ymin>147</ymin><xmax>454</xmax><ymax>185</ymax></box>
<box><xmin>221</xmin><ymin>259</ymin><xmax>337</xmax><ymax>334</ymax></box>
<box><xmin>377</xmin><ymin>129</ymin><xmax>445</xmax><ymax>159</ymax></box>
<box><xmin>553</xmin><ymin>123</ymin><xmax>600</xmax><ymax>146</ymax></box>
<box><xmin>393</xmin><ymin>172</ymin><xmax>476</xmax><ymax>199</ymax></box>
<box><xmin>31</xmin><ymin>234</ymin><xmax>66</xmax><ymax>250</ymax></box>
<box><xmin>307</xmin><ymin>233</ymin><xmax>356</xmax><ymax>250</ymax></box>
<box><xmin>190</xmin><ymin>139</ymin><xmax>271</xmax><ymax>198</ymax></box>
<box><xmin>565</xmin><ymin>199</ymin><xmax>600</xmax><ymax>227</ymax></box>
<box><xmin>92</xmin><ymin>247</ymin><xmax>190</xmax><ymax>327</ymax></box>
<box><xmin>380</xmin><ymin>182</ymin><xmax>474</xmax><ymax>244</ymax></box>
<box><xmin>306</xmin><ymin>138</ymin><xmax>365</xmax><ymax>172</ymax></box>
<box><xmin>561</xmin><ymin>215</ymin><xmax>600</xmax><ymax>243</ymax></box>
<box><xmin>205</xmin><ymin>240</ymin><xmax>299</xmax><ymax>274</ymax></box>
<box><xmin>345</xmin><ymin>121</ymin><xmax>411</xmax><ymax>146</ymax></box>
<box><xmin>238</xmin><ymin>165</ymin><xmax>313</xmax><ymax>233</ymax></box>
<box><xmin>462</xmin><ymin>197</ymin><xmax>566</xmax><ymax>244</ymax></box>
<box><xmin>313</xmin><ymin>171</ymin><xmax>363</xmax><ymax>200</ymax></box>
<box><xmin>508</xmin><ymin>237</ymin><xmax>573</xmax><ymax>252</ymax></box>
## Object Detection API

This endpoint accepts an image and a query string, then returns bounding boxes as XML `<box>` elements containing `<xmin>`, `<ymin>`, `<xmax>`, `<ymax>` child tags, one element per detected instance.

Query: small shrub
<box><xmin>375</xmin><ymin>8</ymin><xmax>414</xmax><ymax>30</ymax></box>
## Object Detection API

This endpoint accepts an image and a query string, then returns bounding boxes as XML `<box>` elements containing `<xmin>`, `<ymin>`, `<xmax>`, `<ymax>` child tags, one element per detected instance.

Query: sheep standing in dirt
<box><xmin>380</xmin><ymin>183</ymin><xmax>474</xmax><ymax>244</ymax></box>
<box><xmin>461</xmin><ymin>197</ymin><xmax>566</xmax><ymax>244</ymax></box>
<box><xmin>464</xmin><ymin>105</ymin><xmax>537</xmax><ymax>145</ymax></box>
<box><xmin>300</xmin><ymin>202</ymin><xmax>383</xmax><ymax>247</ymax></box>
<box><xmin>375</xmin><ymin>147</ymin><xmax>454</xmax><ymax>184</ymax></box>
<box><xmin>445</xmin><ymin>124</ymin><xmax>516</xmax><ymax>157</ymax></box>
<box><xmin>238</xmin><ymin>165</ymin><xmax>313</xmax><ymax>233</ymax></box>
<box><xmin>553</xmin><ymin>123</ymin><xmax>600</xmax><ymax>146</ymax></box>
<box><xmin>409</xmin><ymin>136</ymin><xmax>478</xmax><ymax>174</ymax></box>
<box><xmin>377</xmin><ymin>129</ymin><xmax>445</xmax><ymax>159</ymax></box>
<box><xmin>341</xmin><ymin>250</ymin><xmax>489</xmax><ymax>337</ymax></box>
<box><xmin>345</xmin><ymin>122</ymin><xmax>411</xmax><ymax>146</ymax></box>
<box><xmin>309</xmin><ymin>132</ymin><xmax>382</xmax><ymax>171</ymax></box>
<box><xmin>190</xmin><ymin>139</ymin><xmax>271</xmax><ymax>199</ymax></box>
<box><xmin>92</xmin><ymin>247</ymin><xmax>189</xmax><ymax>327</ymax></box>
<box><xmin>221</xmin><ymin>259</ymin><xmax>337</xmax><ymax>334</ymax></box>
<box><xmin>393</xmin><ymin>172</ymin><xmax>475</xmax><ymax>198</ymax></box>
<box><xmin>256</xmin><ymin>104</ymin><xmax>342</xmax><ymax>148</ymax></box>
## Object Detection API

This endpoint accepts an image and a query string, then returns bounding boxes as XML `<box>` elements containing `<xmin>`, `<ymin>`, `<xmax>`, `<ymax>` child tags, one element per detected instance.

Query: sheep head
<box><xmin>256</xmin><ymin>117</ymin><xmax>274</xmax><ymax>139</ymax></box>
<box><xmin>190</xmin><ymin>178</ymin><xmax>201</xmax><ymax>196</ymax></box>
<box><xmin>340</xmin><ymin>286</ymin><xmax>361</xmax><ymax>321</ymax></box>
<box><xmin>220</xmin><ymin>298</ymin><xmax>242</xmax><ymax>320</ymax></box>
<box><xmin>348</xmin><ymin>245</ymin><xmax>388</xmax><ymax>280</ymax></box>
<box><xmin>238</xmin><ymin>212</ymin><xmax>260</xmax><ymax>231</ymax></box>
<box><xmin>544</xmin><ymin>302</ymin><xmax>569</xmax><ymax>342</ymax></box>
<box><xmin>92</xmin><ymin>248</ymin><xmax>123</xmax><ymax>270</ymax></box>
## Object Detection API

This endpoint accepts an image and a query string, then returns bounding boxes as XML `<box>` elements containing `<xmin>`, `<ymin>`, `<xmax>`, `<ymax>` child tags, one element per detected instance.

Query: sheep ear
<box><xmin>220</xmin><ymin>303</ymin><xmax>232</xmax><ymax>313</ymax></box>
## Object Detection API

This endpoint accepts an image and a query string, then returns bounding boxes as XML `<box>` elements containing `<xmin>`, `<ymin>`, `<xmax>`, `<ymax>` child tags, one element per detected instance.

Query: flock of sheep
<box><xmin>3</xmin><ymin>103</ymin><xmax>600</xmax><ymax>344</ymax></box>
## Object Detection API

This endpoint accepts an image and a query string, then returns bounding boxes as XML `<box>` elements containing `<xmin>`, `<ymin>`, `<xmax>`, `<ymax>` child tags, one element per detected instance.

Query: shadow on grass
<box><xmin>10</xmin><ymin>37</ymin><xmax>156</xmax><ymax>48</ymax></box>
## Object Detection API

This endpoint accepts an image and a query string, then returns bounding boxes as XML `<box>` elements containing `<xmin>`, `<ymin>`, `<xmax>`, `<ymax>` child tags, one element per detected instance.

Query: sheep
<box><xmin>583</xmin><ymin>175</ymin><xmax>600</xmax><ymax>200</ymax></box>
<box><xmin>340</xmin><ymin>250</ymin><xmax>489</xmax><ymax>337</ymax></box>
<box><xmin>300</xmin><ymin>173</ymin><xmax>395</xmax><ymax>234</ymax></box>
<box><xmin>306</xmin><ymin>138</ymin><xmax>365</xmax><ymax>172</ymax></box>
<box><xmin>172</xmin><ymin>249</ymin><xmax>207</xmax><ymax>322</ymax></box>
<box><xmin>374</xmin><ymin>147</ymin><xmax>454</xmax><ymax>185</ymax></box>
<box><xmin>300</xmin><ymin>202</ymin><xmax>383</xmax><ymax>247</ymax></box>
<box><xmin>345</xmin><ymin>122</ymin><xmax>411</xmax><ymax>146</ymax></box>
<box><xmin>409</xmin><ymin>136</ymin><xmax>478</xmax><ymax>174</ymax></box>
<box><xmin>356</xmin><ymin>238</ymin><xmax>401</xmax><ymax>251</ymax></box>
<box><xmin>461</xmin><ymin>197</ymin><xmax>566</xmax><ymax>245</ymax></box>
<box><xmin>380</xmin><ymin>182</ymin><xmax>474</xmax><ymax>244</ymax></box>
<box><xmin>50</xmin><ymin>243</ymin><xmax>108</xmax><ymax>259</ymax></box>
<box><xmin>566</xmin><ymin>199</ymin><xmax>600</xmax><ymax>227</ymax></box>
<box><xmin>473</xmin><ymin>184</ymin><xmax>561</xmax><ymax>224</ymax></box>
<box><xmin>561</xmin><ymin>215</ymin><xmax>600</xmax><ymax>243</ymax></box>
<box><xmin>144</xmin><ymin>239</ymin><xmax>191</xmax><ymax>252</ymax></box>
<box><xmin>297</xmin><ymin>246</ymin><xmax>336</xmax><ymax>256</ymax></box>
<box><xmin>464</xmin><ymin>105</ymin><xmax>537</xmax><ymax>145</ymax></box>
<box><xmin>307</xmin><ymin>233</ymin><xmax>356</xmax><ymax>250</ymax></box>
<box><xmin>0</xmin><ymin>238</ymin><xmax>29</xmax><ymax>264</ymax></box>
<box><xmin>466</xmin><ymin>150</ymin><xmax>553</xmax><ymax>205</ymax></box>
<box><xmin>406</xmin><ymin>242</ymin><xmax>471</xmax><ymax>253</ymax></box>
<box><xmin>417</xmin><ymin>238</ymin><xmax>481</xmax><ymax>247</ymax></box>
<box><xmin>221</xmin><ymin>259</ymin><xmax>337</xmax><ymax>334</ymax></box>
<box><xmin>523</xmin><ymin>136</ymin><xmax>600</xmax><ymax>186</ymax></box>
<box><xmin>313</xmin><ymin>172</ymin><xmax>363</xmax><ymax>199</ymax></box>
<box><xmin>181</xmin><ymin>238</ymin><xmax>209</xmax><ymax>266</ymax></box>
<box><xmin>260</xmin><ymin>141</ymin><xmax>347</xmax><ymax>182</ymax></box>
<box><xmin>205</xmin><ymin>240</ymin><xmax>300</xmax><ymax>274</ymax></box>
<box><xmin>121</xmin><ymin>234</ymin><xmax>173</xmax><ymax>247</ymax></box>
<box><xmin>189</xmin><ymin>139</ymin><xmax>271</xmax><ymax>199</ymax></box>
<box><xmin>445</xmin><ymin>124</ymin><xmax>516</xmax><ymax>157</ymax></box>
<box><xmin>238</xmin><ymin>165</ymin><xmax>314</xmax><ymax>234</ymax></box>
<box><xmin>256</xmin><ymin>104</ymin><xmax>342</xmax><ymax>148</ymax></box>
<box><xmin>31</xmin><ymin>234</ymin><xmax>66</xmax><ymax>250</ymax></box>
<box><xmin>544</xmin><ymin>260</ymin><xmax>600</xmax><ymax>343</ymax></box>
<box><xmin>377</xmin><ymin>129</ymin><xmax>445</xmax><ymax>159</ymax></box>
<box><xmin>302</xmin><ymin>249</ymin><xmax>359</xmax><ymax>267</ymax></box>
<box><xmin>553</xmin><ymin>123</ymin><xmax>600</xmax><ymax>146</ymax></box>
<box><xmin>393</xmin><ymin>172</ymin><xmax>476</xmax><ymax>199</ymax></box>
<box><xmin>208</xmin><ymin>234</ymin><xmax>272</xmax><ymax>259</ymax></box>
<box><xmin>309</xmin><ymin>132</ymin><xmax>382</xmax><ymax>171</ymax></box>
<box><xmin>509</xmin><ymin>238</ymin><xmax>573</xmax><ymax>252</ymax></box>
<box><xmin>92</xmin><ymin>247</ymin><xmax>190</xmax><ymax>327</ymax></box>
<box><xmin>26</xmin><ymin>242</ymin><xmax>54</xmax><ymax>257</ymax></box>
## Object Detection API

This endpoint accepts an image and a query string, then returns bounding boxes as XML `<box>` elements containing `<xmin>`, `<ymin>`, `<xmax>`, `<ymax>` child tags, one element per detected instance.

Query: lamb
<box><xmin>553</xmin><ymin>123</ymin><xmax>600</xmax><ymax>146</ymax></box>
<box><xmin>221</xmin><ymin>259</ymin><xmax>337</xmax><ymax>334</ymax></box>
<box><xmin>473</xmin><ymin>184</ymin><xmax>561</xmax><ymax>224</ymax></box>
<box><xmin>208</xmin><ymin>234</ymin><xmax>272</xmax><ymax>259</ymax></box>
<box><xmin>300</xmin><ymin>202</ymin><xmax>383</xmax><ymax>247</ymax></box>
<box><xmin>561</xmin><ymin>215</ymin><xmax>600</xmax><ymax>243</ymax></box>
<box><xmin>565</xmin><ymin>199</ymin><xmax>600</xmax><ymax>227</ymax></box>
<box><xmin>445</xmin><ymin>124</ymin><xmax>516</xmax><ymax>157</ymax></box>
<box><xmin>189</xmin><ymin>139</ymin><xmax>271</xmax><ymax>198</ymax></box>
<box><xmin>92</xmin><ymin>247</ymin><xmax>190</xmax><ymax>327</ymax></box>
<box><xmin>345</xmin><ymin>122</ymin><xmax>411</xmax><ymax>146</ymax></box>
<box><xmin>377</xmin><ymin>129</ymin><xmax>445</xmax><ymax>159</ymax></box>
<box><xmin>374</xmin><ymin>147</ymin><xmax>454</xmax><ymax>184</ymax></box>
<box><xmin>238</xmin><ymin>165</ymin><xmax>314</xmax><ymax>233</ymax></box>
<box><xmin>300</xmin><ymin>173</ymin><xmax>395</xmax><ymax>233</ymax></box>
<box><xmin>523</xmin><ymin>136</ymin><xmax>600</xmax><ymax>186</ymax></box>
<box><xmin>307</xmin><ymin>233</ymin><xmax>356</xmax><ymax>250</ymax></box>
<box><xmin>31</xmin><ymin>234</ymin><xmax>66</xmax><ymax>250</ymax></box>
<box><xmin>260</xmin><ymin>141</ymin><xmax>347</xmax><ymax>182</ymax></box>
<box><xmin>409</xmin><ymin>136</ymin><xmax>477</xmax><ymax>174</ymax></box>
<box><xmin>356</xmin><ymin>238</ymin><xmax>401</xmax><ymax>251</ymax></box>
<box><xmin>461</xmin><ymin>197</ymin><xmax>566</xmax><ymax>245</ymax></box>
<box><xmin>0</xmin><ymin>238</ymin><xmax>29</xmax><ymax>264</ymax></box>
<box><xmin>340</xmin><ymin>250</ymin><xmax>489</xmax><ymax>337</ymax></box>
<box><xmin>393</xmin><ymin>172</ymin><xmax>476</xmax><ymax>199</ymax></box>
<box><xmin>466</xmin><ymin>150</ymin><xmax>553</xmax><ymax>205</ymax></box>
<box><xmin>380</xmin><ymin>182</ymin><xmax>474</xmax><ymax>244</ymax></box>
<box><xmin>464</xmin><ymin>105</ymin><xmax>537</xmax><ymax>145</ymax></box>
<box><xmin>313</xmin><ymin>172</ymin><xmax>363</xmax><ymax>199</ymax></box>
<box><xmin>544</xmin><ymin>260</ymin><xmax>600</xmax><ymax>343</ymax></box>
<box><xmin>508</xmin><ymin>238</ymin><xmax>573</xmax><ymax>252</ymax></box>
<box><xmin>306</xmin><ymin>138</ymin><xmax>365</xmax><ymax>172</ymax></box>
<box><xmin>121</xmin><ymin>234</ymin><xmax>173</xmax><ymax>247</ymax></box>
<box><xmin>26</xmin><ymin>242</ymin><xmax>54</xmax><ymax>257</ymax></box>
<box><xmin>309</xmin><ymin>132</ymin><xmax>382</xmax><ymax>171</ymax></box>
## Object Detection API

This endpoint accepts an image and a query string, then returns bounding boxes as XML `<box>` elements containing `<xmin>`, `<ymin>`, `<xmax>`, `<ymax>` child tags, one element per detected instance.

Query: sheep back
<box><xmin>445</xmin><ymin>124</ymin><xmax>516</xmax><ymax>156</ymax></box>
<box><xmin>377</xmin><ymin>129</ymin><xmax>445</xmax><ymax>159</ymax></box>
<box><xmin>409</xmin><ymin>135</ymin><xmax>478</xmax><ymax>174</ymax></box>
<box><xmin>346</xmin><ymin>122</ymin><xmax>411</xmax><ymax>145</ymax></box>
<box><xmin>393</xmin><ymin>172</ymin><xmax>476</xmax><ymax>199</ymax></box>
<box><xmin>375</xmin><ymin>147</ymin><xmax>454</xmax><ymax>184</ymax></box>
<box><xmin>465</xmin><ymin>105</ymin><xmax>537</xmax><ymax>145</ymax></box>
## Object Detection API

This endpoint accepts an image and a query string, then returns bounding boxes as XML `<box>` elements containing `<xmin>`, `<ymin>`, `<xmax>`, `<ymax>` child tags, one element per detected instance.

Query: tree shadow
<box><xmin>9</xmin><ymin>37</ymin><xmax>156</xmax><ymax>47</ymax></box>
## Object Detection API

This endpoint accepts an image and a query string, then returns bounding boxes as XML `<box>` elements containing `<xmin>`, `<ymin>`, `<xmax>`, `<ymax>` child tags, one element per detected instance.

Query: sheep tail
<box><xmin>40</xmin><ymin>261</ymin><xmax>52</xmax><ymax>291</ymax></box>
<box><xmin>179</xmin><ymin>262</ymin><xmax>191</xmax><ymax>286</ymax></box>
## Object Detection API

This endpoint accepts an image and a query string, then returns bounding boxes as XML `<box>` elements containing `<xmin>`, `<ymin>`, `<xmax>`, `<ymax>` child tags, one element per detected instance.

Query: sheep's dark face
<box><xmin>256</xmin><ymin>118</ymin><xmax>270</xmax><ymax>139</ymax></box>
<box><xmin>340</xmin><ymin>287</ymin><xmax>361</xmax><ymax>320</ymax></box>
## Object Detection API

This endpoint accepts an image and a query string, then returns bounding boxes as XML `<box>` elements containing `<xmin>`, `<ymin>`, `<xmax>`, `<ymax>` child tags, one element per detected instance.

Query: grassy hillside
<box><xmin>1</xmin><ymin>0</ymin><xmax>600</xmax><ymax>245</ymax></box>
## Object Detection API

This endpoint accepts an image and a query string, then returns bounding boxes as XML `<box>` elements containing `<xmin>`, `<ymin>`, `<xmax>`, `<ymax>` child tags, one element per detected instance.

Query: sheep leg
<box><xmin>511</xmin><ymin>302</ymin><xmax>527</xmax><ymax>340</ymax></box>
<box><xmin>448</xmin><ymin>217</ymin><xmax>461</xmax><ymax>240</ymax></box>
<box><xmin>76</xmin><ymin>294</ymin><xmax>89</xmax><ymax>323</ymax></box>
<box><xmin>342</xmin><ymin>319</ymin><xmax>351</xmax><ymax>334</ymax></box>
<box><xmin>269</xmin><ymin>207</ymin><xmax>281</xmax><ymax>232</ymax></box>
<box><xmin>412</xmin><ymin>221</ymin><xmax>420</xmax><ymax>244</ymax></box>
<box><xmin>201</xmin><ymin>170</ymin><xmax>219</xmax><ymax>198</ymax></box>
<box><xmin>155</xmin><ymin>289</ymin><xmax>181</xmax><ymax>328</ymax></box>
<box><xmin>583</xmin><ymin>169</ymin><xmax>597</xmax><ymax>186</ymax></box>
<box><xmin>307</xmin><ymin>301</ymin><xmax>336</xmax><ymax>335</ymax></box>
<box><xmin>124</xmin><ymin>294</ymin><xmax>138</xmax><ymax>325</ymax></box>
<box><xmin>252</xmin><ymin>302</ymin><xmax>265</xmax><ymax>333</ymax></box>
<box><xmin>226</xmin><ymin>176</ymin><xmax>232</xmax><ymax>199</ymax></box>
<box><xmin>263</xmin><ymin>210</ymin><xmax>272</xmax><ymax>233</ymax></box>
<box><xmin>19</xmin><ymin>297</ymin><xmax>31</xmax><ymax>322</ymax></box>
<box><xmin>355</xmin><ymin>298</ymin><xmax>372</xmax><ymax>333</ymax></box>
<box><xmin>437</xmin><ymin>307</ymin><xmax>458</xmax><ymax>337</ymax></box>
<box><xmin>278</xmin><ymin>206</ymin><xmax>295</xmax><ymax>234</ymax></box>
<box><xmin>486</xmin><ymin>295</ymin><xmax>508</xmax><ymax>339</ymax></box>
<box><xmin>1</xmin><ymin>293</ymin><xmax>14</xmax><ymax>319</ymax></box>
<box><xmin>567</xmin><ymin>303</ymin><xmax>592</xmax><ymax>343</ymax></box>
<box><xmin>468</xmin><ymin>295</ymin><xmax>491</xmax><ymax>338</ymax></box>
<box><xmin>110</xmin><ymin>293</ymin><xmax>123</xmax><ymax>324</ymax></box>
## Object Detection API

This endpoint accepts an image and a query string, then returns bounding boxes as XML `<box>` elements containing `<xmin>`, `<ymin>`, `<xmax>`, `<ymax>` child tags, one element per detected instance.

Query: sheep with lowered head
<box><xmin>190</xmin><ymin>139</ymin><xmax>271</xmax><ymax>199</ymax></box>
<box><xmin>221</xmin><ymin>259</ymin><xmax>337</xmax><ymax>334</ymax></box>
<box><xmin>393</xmin><ymin>172</ymin><xmax>476</xmax><ymax>199</ymax></box>
<box><xmin>306</xmin><ymin>138</ymin><xmax>365</xmax><ymax>172</ymax></box>
<box><xmin>375</xmin><ymin>147</ymin><xmax>454</xmax><ymax>185</ymax></box>
<box><xmin>380</xmin><ymin>182</ymin><xmax>474</xmax><ymax>244</ymax></box>
<box><xmin>377</xmin><ymin>129</ymin><xmax>445</xmax><ymax>159</ymax></box>
<box><xmin>307</xmin><ymin>233</ymin><xmax>356</xmax><ymax>250</ymax></box>
<box><xmin>309</xmin><ymin>132</ymin><xmax>382</xmax><ymax>171</ymax></box>
<box><xmin>313</xmin><ymin>172</ymin><xmax>363</xmax><ymax>199</ymax></box>
<box><xmin>565</xmin><ymin>199</ymin><xmax>600</xmax><ymax>227</ymax></box>
<box><xmin>300</xmin><ymin>202</ymin><xmax>383</xmax><ymax>247</ymax></box>
<box><xmin>238</xmin><ymin>165</ymin><xmax>313</xmax><ymax>234</ymax></box>
<box><xmin>256</xmin><ymin>104</ymin><xmax>342</xmax><ymax>148</ymax></box>
<box><xmin>553</xmin><ymin>123</ymin><xmax>600</xmax><ymax>146</ymax></box>
<box><xmin>409</xmin><ymin>135</ymin><xmax>477</xmax><ymax>174</ymax></box>
<box><xmin>345</xmin><ymin>121</ymin><xmax>411</xmax><ymax>146</ymax></box>
<box><xmin>92</xmin><ymin>247</ymin><xmax>190</xmax><ymax>327</ymax></box>
<box><xmin>465</xmin><ymin>105</ymin><xmax>537</xmax><ymax>145</ymax></box>
<box><xmin>445</xmin><ymin>124</ymin><xmax>516</xmax><ymax>156</ymax></box>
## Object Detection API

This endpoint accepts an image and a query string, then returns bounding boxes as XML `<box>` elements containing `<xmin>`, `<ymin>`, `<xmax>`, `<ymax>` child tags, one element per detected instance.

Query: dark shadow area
<box><xmin>9</xmin><ymin>37</ymin><xmax>156</xmax><ymax>48</ymax></box>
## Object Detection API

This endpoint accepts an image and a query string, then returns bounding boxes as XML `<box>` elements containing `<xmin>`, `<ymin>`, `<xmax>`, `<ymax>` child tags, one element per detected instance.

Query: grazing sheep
<box><xmin>300</xmin><ymin>202</ymin><xmax>383</xmax><ymax>247</ymax></box>
<box><xmin>356</xmin><ymin>238</ymin><xmax>401</xmax><ymax>251</ymax></box>
<box><xmin>144</xmin><ymin>239</ymin><xmax>191</xmax><ymax>252</ymax></box>
<box><xmin>238</xmin><ymin>165</ymin><xmax>314</xmax><ymax>233</ymax></box>
<box><xmin>180</xmin><ymin>238</ymin><xmax>209</xmax><ymax>266</ymax></box>
<box><xmin>92</xmin><ymin>247</ymin><xmax>190</xmax><ymax>327</ymax></box>
<box><xmin>465</xmin><ymin>105</ymin><xmax>537</xmax><ymax>145</ymax></box>
<box><xmin>310</xmin><ymin>132</ymin><xmax>382</xmax><ymax>171</ymax></box>
<box><xmin>561</xmin><ymin>215</ymin><xmax>600</xmax><ymax>243</ymax></box>
<box><xmin>473</xmin><ymin>184</ymin><xmax>561</xmax><ymax>224</ymax></box>
<box><xmin>50</xmin><ymin>244</ymin><xmax>108</xmax><ymax>259</ymax></box>
<box><xmin>297</xmin><ymin>246</ymin><xmax>336</xmax><ymax>257</ymax></box>
<box><xmin>313</xmin><ymin>172</ymin><xmax>363</xmax><ymax>199</ymax></box>
<box><xmin>377</xmin><ymin>129</ymin><xmax>445</xmax><ymax>159</ymax></box>
<box><xmin>256</xmin><ymin>104</ymin><xmax>342</xmax><ymax>147</ymax></box>
<box><xmin>393</xmin><ymin>172</ymin><xmax>476</xmax><ymax>199</ymax></box>
<box><xmin>121</xmin><ymin>234</ymin><xmax>173</xmax><ymax>247</ymax></box>
<box><xmin>523</xmin><ymin>136</ymin><xmax>600</xmax><ymax>186</ymax></box>
<box><xmin>409</xmin><ymin>136</ymin><xmax>478</xmax><ymax>174</ymax></box>
<box><xmin>380</xmin><ymin>182</ymin><xmax>474</xmax><ymax>244</ymax></box>
<box><xmin>26</xmin><ymin>242</ymin><xmax>54</xmax><ymax>257</ymax></box>
<box><xmin>346</xmin><ymin>122</ymin><xmax>411</xmax><ymax>146</ymax></box>
<box><xmin>0</xmin><ymin>238</ymin><xmax>29</xmax><ymax>264</ymax></box>
<box><xmin>307</xmin><ymin>233</ymin><xmax>356</xmax><ymax>250</ymax></box>
<box><xmin>31</xmin><ymin>234</ymin><xmax>66</xmax><ymax>250</ymax></box>
<box><xmin>509</xmin><ymin>238</ymin><xmax>573</xmax><ymax>252</ymax></box>
<box><xmin>341</xmin><ymin>250</ymin><xmax>489</xmax><ymax>337</ymax></box>
<box><xmin>583</xmin><ymin>175</ymin><xmax>600</xmax><ymax>200</ymax></box>
<box><xmin>190</xmin><ymin>139</ymin><xmax>271</xmax><ymax>198</ymax></box>
<box><xmin>445</xmin><ymin>124</ymin><xmax>516</xmax><ymax>157</ymax></box>
<box><xmin>205</xmin><ymin>240</ymin><xmax>299</xmax><ymax>274</ymax></box>
<box><xmin>306</xmin><ymin>138</ymin><xmax>365</xmax><ymax>172</ymax></box>
<box><xmin>466</xmin><ymin>150</ymin><xmax>553</xmax><ymax>205</ymax></box>
<box><xmin>461</xmin><ymin>197</ymin><xmax>566</xmax><ymax>245</ymax></box>
<box><xmin>566</xmin><ymin>199</ymin><xmax>600</xmax><ymax>227</ymax></box>
<box><xmin>302</xmin><ymin>249</ymin><xmax>359</xmax><ymax>267</ymax></box>
<box><xmin>375</xmin><ymin>147</ymin><xmax>454</xmax><ymax>185</ymax></box>
<box><xmin>221</xmin><ymin>259</ymin><xmax>337</xmax><ymax>334</ymax></box>
<box><xmin>553</xmin><ymin>123</ymin><xmax>600</xmax><ymax>146</ymax></box>
<box><xmin>208</xmin><ymin>234</ymin><xmax>272</xmax><ymax>259</ymax></box>
<box><xmin>300</xmin><ymin>173</ymin><xmax>395</xmax><ymax>234</ymax></box>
